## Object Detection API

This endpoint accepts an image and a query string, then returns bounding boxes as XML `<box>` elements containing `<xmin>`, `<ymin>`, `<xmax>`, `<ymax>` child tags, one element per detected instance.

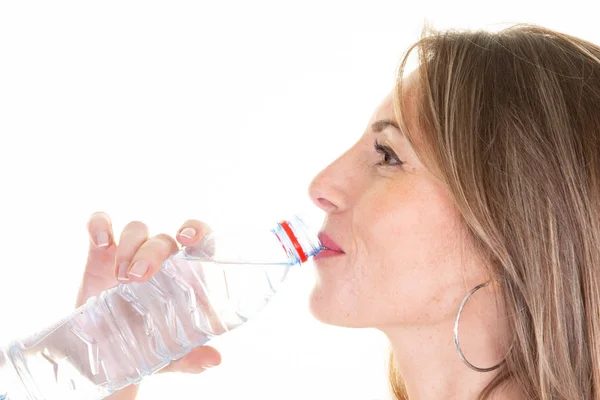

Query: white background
<box><xmin>0</xmin><ymin>1</ymin><xmax>597</xmax><ymax>399</ymax></box>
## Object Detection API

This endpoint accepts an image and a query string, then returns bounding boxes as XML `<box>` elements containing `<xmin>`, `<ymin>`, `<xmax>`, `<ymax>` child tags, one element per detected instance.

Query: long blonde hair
<box><xmin>389</xmin><ymin>23</ymin><xmax>600</xmax><ymax>399</ymax></box>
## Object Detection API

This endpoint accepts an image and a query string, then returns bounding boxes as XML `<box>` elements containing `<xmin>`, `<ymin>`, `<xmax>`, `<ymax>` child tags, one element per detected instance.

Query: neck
<box><xmin>380</xmin><ymin>288</ymin><xmax>520</xmax><ymax>399</ymax></box>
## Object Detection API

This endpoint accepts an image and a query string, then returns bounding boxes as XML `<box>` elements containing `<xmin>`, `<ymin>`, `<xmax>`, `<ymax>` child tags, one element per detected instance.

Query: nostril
<box><xmin>316</xmin><ymin>197</ymin><xmax>337</xmax><ymax>212</ymax></box>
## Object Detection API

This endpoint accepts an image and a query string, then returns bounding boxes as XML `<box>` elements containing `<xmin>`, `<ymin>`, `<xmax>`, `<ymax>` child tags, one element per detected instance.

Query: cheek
<box><xmin>356</xmin><ymin>178</ymin><xmax>468</xmax><ymax>323</ymax></box>
<box><xmin>361</xmin><ymin>177</ymin><xmax>460</xmax><ymax>256</ymax></box>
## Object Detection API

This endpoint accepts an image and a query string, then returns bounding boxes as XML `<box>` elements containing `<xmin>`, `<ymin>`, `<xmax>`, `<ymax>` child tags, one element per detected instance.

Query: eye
<box><xmin>374</xmin><ymin>140</ymin><xmax>404</xmax><ymax>167</ymax></box>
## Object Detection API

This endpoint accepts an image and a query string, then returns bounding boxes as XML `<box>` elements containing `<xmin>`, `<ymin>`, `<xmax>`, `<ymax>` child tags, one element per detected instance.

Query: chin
<box><xmin>307</xmin><ymin>284</ymin><xmax>371</xmax><ymax>328</ymax></box>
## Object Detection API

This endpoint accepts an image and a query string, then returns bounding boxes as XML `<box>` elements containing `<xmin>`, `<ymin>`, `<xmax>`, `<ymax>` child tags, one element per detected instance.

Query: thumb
<box><xmin>159</xmin><ymin>345</ymin><xmax>222</xmax><ymax>374</ymax></box>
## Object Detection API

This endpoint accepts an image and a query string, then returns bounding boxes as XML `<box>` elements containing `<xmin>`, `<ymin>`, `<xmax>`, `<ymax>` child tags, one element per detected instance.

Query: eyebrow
<box><xmin>371</xmin><ymin>119</ymin><xmax>401</xmax><ymax>134</ymax></box>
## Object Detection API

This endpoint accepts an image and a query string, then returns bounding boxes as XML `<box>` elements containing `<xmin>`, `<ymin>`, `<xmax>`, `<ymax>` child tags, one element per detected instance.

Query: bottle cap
<box><xmin>279</xmin><ymin>220</ymin><xmax>308</xmax><ymax>262</ymax></box>
<box><xmin>275</xmin><ymin>214</ymin><xmax>322</xmax><ymax>263</ymax></box>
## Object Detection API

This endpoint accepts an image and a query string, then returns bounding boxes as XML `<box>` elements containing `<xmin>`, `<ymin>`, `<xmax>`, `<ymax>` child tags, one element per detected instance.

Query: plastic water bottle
<box><xmin>0</xmin><ymin>215</ymin><xmax>321</xmax><ymax>400</ymax></box>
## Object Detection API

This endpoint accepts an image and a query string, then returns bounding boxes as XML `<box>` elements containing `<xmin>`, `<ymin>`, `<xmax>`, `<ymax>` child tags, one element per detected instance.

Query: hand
<box><xmin>76</xmin><ymin>212</ymin><xmax>222</xmax><ymax>400</ymax></box>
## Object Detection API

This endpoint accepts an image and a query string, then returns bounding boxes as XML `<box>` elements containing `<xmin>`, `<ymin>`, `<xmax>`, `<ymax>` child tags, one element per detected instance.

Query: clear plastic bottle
<box><xmin>0</xmin><ymin>215</ymin><xmax>321</xmax><ymax>400</ymax></box>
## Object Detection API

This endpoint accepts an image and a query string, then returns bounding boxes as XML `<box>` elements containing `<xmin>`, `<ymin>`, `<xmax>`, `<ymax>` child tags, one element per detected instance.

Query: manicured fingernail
<box><xmin>128</xmin><ymin>260</ymin><xmax>149</xmax><ymax>278</ymax></box>
<box><xmin>179</xmin><ymin>227</ymin><xmax>196</xmax><ymax>239</ymax></box>
<box><xmin>95</xmin><ymin>231</ymin><xmax>110</xmax><ymax>248</ymax></box>
<box><xmin>117</xmin><ymin>261</ymin><xmax>130</xmax><ymax>281</ymax></box>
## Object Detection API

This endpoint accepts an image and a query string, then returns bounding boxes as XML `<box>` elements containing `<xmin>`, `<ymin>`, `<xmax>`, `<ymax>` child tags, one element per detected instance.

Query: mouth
<box><xmin>315</xmin><ymin>232</ymin><xmax>345</xmax><ymax>260</ymax></box>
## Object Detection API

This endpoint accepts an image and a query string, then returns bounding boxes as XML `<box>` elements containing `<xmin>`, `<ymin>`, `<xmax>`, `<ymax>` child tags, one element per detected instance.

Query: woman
<box><xmin>78</xmin><ymin>23</ymin><xmax>600</xmax><ymax>399</ymax></box>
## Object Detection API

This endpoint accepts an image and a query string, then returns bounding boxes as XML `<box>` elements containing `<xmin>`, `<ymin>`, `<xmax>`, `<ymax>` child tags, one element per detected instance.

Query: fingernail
<box><xmin>205</xmin><ymin>363</ymin><xmax>218</xmax><ymax>368</ymax></box>
<box><xmin>179</xmin><ymin>227</ymin><xmax>196</xmax><ymax>239</ymax></box>
<box><xmin>95</xmin><ymin>231</ymin><xmax>110</xmax><ymax>248</ymax></box>
<box><xmin>128</xmin><ymin>260</ymin><xmax>149</xmax><ymax>278</ymax></box>
<box><xmin>117</xmin><ymin>261</ymin><xmax>130</xmax><ymax>281</ymax></box>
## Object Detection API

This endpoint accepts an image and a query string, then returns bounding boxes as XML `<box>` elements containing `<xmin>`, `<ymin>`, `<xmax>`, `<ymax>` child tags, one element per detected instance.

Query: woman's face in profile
<box><xmin>308</xmin><ymin>71</ymin><xmax>489</xmax><ymax>330</ymax></box>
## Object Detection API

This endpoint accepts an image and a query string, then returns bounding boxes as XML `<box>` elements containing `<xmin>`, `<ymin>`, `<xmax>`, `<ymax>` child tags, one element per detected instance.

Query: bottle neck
<box><xmin>273</xmin><ymin>216</ymin><xmax>321</xmax><ymax>264</ymax></box>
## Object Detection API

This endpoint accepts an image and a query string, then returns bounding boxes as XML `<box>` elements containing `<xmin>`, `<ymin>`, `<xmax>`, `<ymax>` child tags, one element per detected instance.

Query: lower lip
<box><xmin>313</xmin><ymin>249</ymin><xmax>345</xmax><ymax>260</ymax></box>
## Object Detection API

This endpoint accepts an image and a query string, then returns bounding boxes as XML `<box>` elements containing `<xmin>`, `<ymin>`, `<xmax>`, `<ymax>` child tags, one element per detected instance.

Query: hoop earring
<box><xmin>453</xmin><ymin>281</ymin><xmax>506</xmax><ymax>372</ymax></box>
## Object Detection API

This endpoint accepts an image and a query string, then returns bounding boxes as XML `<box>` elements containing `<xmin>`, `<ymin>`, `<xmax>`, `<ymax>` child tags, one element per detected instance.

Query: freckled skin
<box><xmin>308</xmin><ymin>71</ymin><xmax>486</xmax><ymax>329</ymax></box>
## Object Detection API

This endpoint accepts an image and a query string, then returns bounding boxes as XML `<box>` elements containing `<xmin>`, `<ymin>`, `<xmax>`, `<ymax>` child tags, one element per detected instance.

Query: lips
<box><xmin>317</xmin><ymin>233</ymin><xmax>344</xmax><ymax>253</ymax></box>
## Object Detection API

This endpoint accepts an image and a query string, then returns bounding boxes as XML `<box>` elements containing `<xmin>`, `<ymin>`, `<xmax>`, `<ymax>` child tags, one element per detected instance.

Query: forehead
<box><xmin>368</xmin><ymin>70</ymin><xmax>419</xmax><ymax>125</ymax></box>
<box><xmin>369</xmin><ymin>93</ymin><xmax>395</xmax><ymax>123</ymax></box>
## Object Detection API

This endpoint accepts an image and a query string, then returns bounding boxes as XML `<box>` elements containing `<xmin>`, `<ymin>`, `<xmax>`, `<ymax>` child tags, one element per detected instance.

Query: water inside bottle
<box><xmin>0</xmin><ymin>256</ymin><xmax>293</xmax><ymax>400</ymax></box>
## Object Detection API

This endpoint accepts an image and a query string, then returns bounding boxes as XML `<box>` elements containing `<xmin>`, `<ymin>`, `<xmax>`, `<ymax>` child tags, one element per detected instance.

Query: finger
<box><xmin>127</xmin><ymin>234</ymin><xmax>178</xmax><ymax>281</ymax></box>
<box><xmin>85</xmin><ymin>212</ymin><xmax>117</xmax><ymax>278</ymax></box>
<box><xmin>77</xmin><ymin>212</ymin><xmax>117</xmax><ymax>307</ymax></box>
<box><xmin>88</xmin><ymin>211</ymin><xmax>114</xmax><ymax>250</ymax></box>
<box><xmin>159</xmin><ymin>345</ymin><xmax>221</xmax><ymax>374</ymax></box>
<box><xmin>114</xmin><ymin>221</ymin><xmax>149</xmax><ymax>282</ymax></box>
<box><xmin>175</xmin><ymin>219</ymin><xmax>213</xmax><ymax>246</ymax></box>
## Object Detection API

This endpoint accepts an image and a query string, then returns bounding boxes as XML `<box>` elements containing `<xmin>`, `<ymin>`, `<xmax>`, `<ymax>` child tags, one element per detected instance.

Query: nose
<box><xmin>308</xmin><ymin>155</ymin><xmax>351</xmax><ymax>213</ymax></box>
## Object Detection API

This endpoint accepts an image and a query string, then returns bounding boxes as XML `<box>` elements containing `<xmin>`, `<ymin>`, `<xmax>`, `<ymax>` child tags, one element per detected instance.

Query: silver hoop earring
<box><xmin>454</xmin><ymin>281</ymin><xmax>506</xmax><ymax>372</ymax></box>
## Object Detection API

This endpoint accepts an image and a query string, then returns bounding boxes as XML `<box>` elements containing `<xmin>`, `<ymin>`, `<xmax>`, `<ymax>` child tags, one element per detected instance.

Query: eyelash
<box><xmin>374</xmin><ymin>140</ymin><xmax>404</xmax><ymax>167</ymax></box>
